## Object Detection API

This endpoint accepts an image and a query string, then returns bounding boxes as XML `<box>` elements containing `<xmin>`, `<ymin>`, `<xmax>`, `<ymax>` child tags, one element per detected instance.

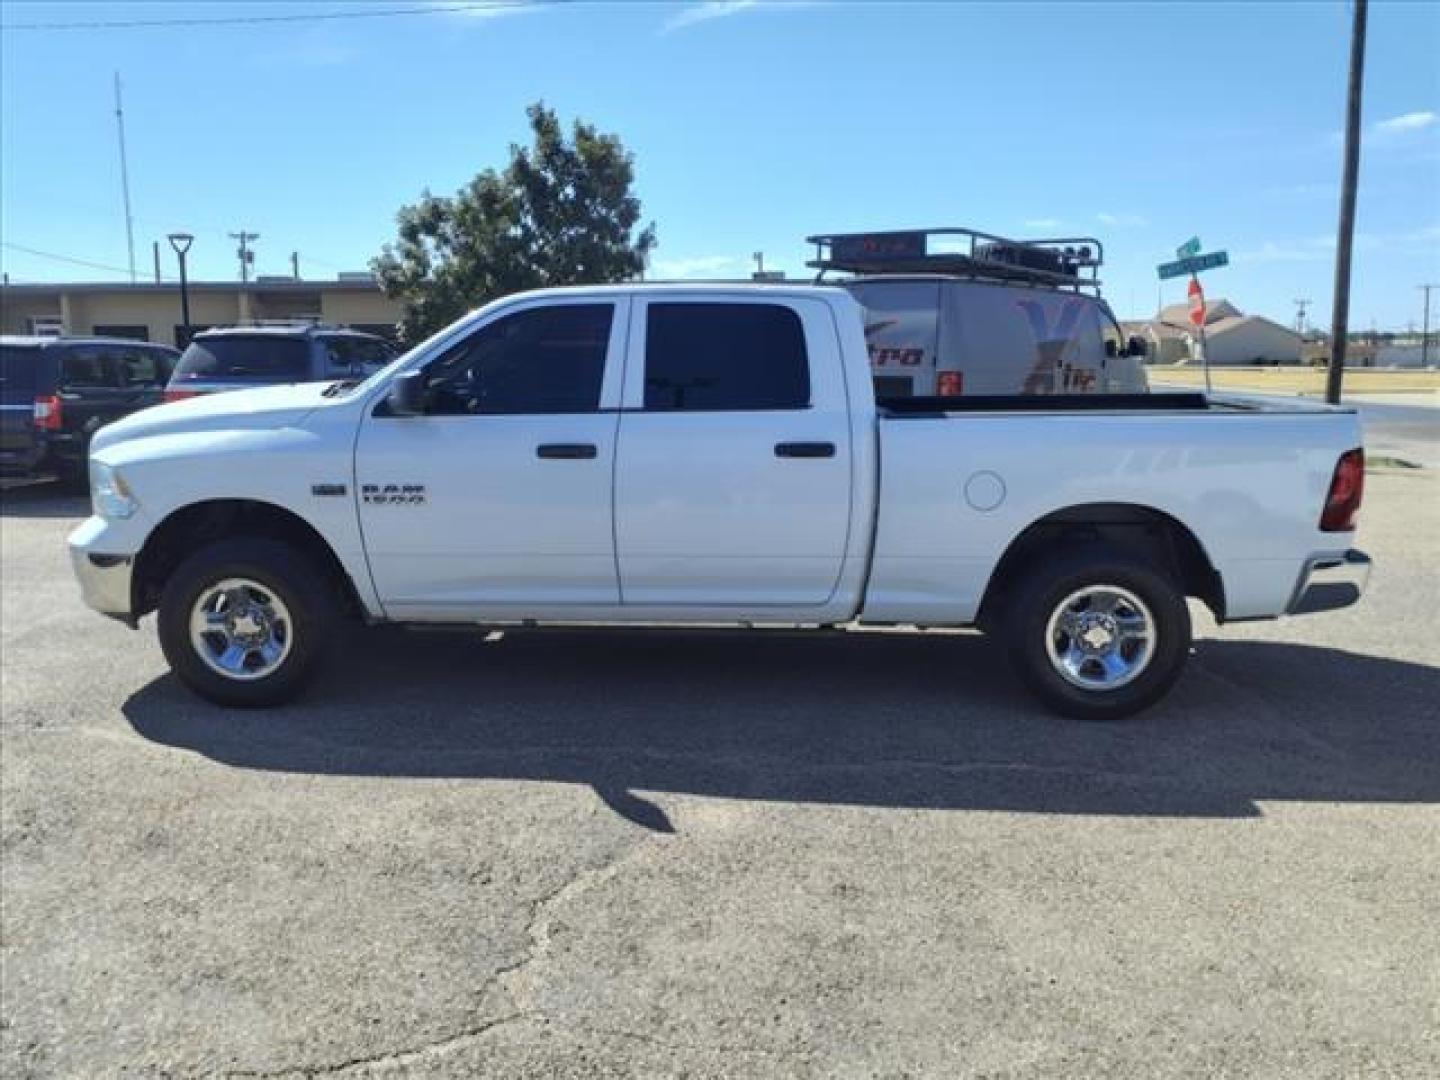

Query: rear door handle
<box><xmin>536</xmin><ymin>443</ymin><xmax>598</xmax><ymax>460</ymax></box>
<box><xmin>774</xmin><ymin>441</ymin><xmax>836</xmax><ymax>458</ymax></box>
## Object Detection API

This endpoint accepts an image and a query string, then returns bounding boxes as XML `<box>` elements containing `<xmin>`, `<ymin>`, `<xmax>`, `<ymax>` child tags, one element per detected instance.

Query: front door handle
<box><xmin>775</xmin><ymin>441</ymin><xmax>836</xmax><ymax>458</ymax></box>
<box><xmin>537</xmin><ymin>443</ymin><xmax>598</xmax><ymax>460</ymax></box>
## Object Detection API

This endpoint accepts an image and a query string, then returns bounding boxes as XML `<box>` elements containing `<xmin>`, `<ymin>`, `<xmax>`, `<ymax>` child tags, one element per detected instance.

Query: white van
<box><xmin>809</xmin><ymin>228</ymin><xmax>1148</xmax><ymax>398</ymax></box>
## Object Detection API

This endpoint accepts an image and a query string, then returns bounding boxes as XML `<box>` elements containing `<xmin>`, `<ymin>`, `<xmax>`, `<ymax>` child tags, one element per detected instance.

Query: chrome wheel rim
<box><xmin>188</xmin><ymin>577</ymin><xmax>294</xmax><ymax>682</ymax></box>
<box><xmin>1044</xmin><ymin>585</ymin><xmax>1155</xmax><ymax>692</ymax></box>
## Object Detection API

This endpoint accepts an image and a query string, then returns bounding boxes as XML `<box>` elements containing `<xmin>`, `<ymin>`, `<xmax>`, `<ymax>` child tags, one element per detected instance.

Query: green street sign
<box><xmin>1157</xmin><ymin>250</ymin><xmax>1229</xmax><ymax>280</ymax></box>
<box><xmin>1176</xmin><ymin>236</ymin><xmax>1201</xmax><ymax>259</ymax></box>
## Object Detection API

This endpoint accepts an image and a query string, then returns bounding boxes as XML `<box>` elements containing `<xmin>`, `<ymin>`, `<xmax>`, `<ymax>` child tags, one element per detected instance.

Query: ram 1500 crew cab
<box><xmin>69</xmin><ymin>285</ymin><xmax>1370</xmax><ymax>719</ymax></box>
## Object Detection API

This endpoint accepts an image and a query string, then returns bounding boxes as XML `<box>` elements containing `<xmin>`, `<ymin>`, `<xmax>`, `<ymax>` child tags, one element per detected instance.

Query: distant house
<box><xmin>1131</xmin><ymin>299</ymin><xmax>1302</xmax><ymax>366</ymax></box>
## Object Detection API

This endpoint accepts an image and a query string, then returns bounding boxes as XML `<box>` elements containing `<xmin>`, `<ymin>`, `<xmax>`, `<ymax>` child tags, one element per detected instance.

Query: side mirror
<box><xmin>387</xmin><ymin>370</ymin><xmax>429</xmax><ymax>416</ymax></box>
<box><xmin>1104</xmin><ymin>339</ymin><xmax>1118</xmax><ymax>358</ymax></box>
<box><xmin>1127</xmin><ymin>335</ymin><xmax>1149</xmax><ymax>359</ymax></box>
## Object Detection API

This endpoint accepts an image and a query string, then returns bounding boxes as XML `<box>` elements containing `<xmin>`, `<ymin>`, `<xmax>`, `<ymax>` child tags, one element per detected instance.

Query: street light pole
<box><xmin>167</xmin><ymin>232</ymin><xmax>194</xmax><ymax>347</ymax></box>
<box><xmin>1422</xmin><ymin>284</ymin><xmax>1437</xmax><ymax>369</ymax></box>
<box><xmin>1326</xmin><ymin>0</ymin><xmax>1368</xmax><ymax>405</ymax></box>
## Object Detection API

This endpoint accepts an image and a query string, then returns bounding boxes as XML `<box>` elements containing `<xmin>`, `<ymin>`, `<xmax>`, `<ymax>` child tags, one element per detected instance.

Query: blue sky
<box><xmin>2</xmin><ymin>0</ymin><xmax>1437</xmax><ymax>328</ymax></box>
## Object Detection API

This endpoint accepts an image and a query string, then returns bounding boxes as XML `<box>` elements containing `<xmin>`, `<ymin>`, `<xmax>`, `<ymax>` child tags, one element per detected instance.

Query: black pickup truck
<box><xmin>0</xmin><ymin>336</ymin><xmax>179</xmax><ymax>487</ymax></box>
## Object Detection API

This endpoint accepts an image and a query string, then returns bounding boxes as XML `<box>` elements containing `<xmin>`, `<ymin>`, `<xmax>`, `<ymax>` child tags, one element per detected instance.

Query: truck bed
<box><xmin>878</xmin><ymin>392</ymin><xmax>1356</xmax><ymax>417</ymax></box>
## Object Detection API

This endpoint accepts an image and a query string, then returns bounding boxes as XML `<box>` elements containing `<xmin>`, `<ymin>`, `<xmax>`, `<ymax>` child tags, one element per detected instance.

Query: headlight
<box><xmin>90</xmin><ymin>461</ymin><xmax>138</xmax><ymax>520</ymax></box>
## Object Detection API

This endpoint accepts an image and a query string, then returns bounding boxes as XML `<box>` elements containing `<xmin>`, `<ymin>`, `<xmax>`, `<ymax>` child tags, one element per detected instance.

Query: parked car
<box><xmin>0</xmin><ymin>335</ymin><xmax>178</xmax><ymax>485</ymax></box>
<box><xmin>164</xmin><ymin>324</ymin><xmax>396</xmax><ymax>401</ymax></box>
<box><xmin>70</xmin><ymin>284</ymin><xmax>1368</xmax><ymax>720</ymax></box>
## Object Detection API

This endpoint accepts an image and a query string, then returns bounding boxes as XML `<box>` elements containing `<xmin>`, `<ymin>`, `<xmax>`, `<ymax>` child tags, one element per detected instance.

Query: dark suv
<box><xmin>1</xmin><ymin>335</ymin><xmax>179</xmax><ymax>484</ymax></box>
<box><xmin>164</xmin><ymin>324</ymin><xmax>396</xmax><ymax>401</ymax></box>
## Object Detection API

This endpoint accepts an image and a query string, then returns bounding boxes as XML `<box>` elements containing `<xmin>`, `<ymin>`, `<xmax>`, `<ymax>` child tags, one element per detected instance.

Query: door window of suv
<box><xmin>421</xmin><ymin>304</ymin><xmax>614</xmax><ymax>415</ymax></box>
<box><xmin>59</xmin><ymin>349</ymin><xmax>115</xmax><ymax>389</ymax></box>
<box><xmin>322</xmin><ymin>336</ymin><xmax>395</xmax><ymax>377</ymax></box>
<box><xmin>116</xmin><ymin>349</ymin><xmax>165</xmax><ymax>388</ymax></box>
<box><xmin>643</xmin><ymin>302</ymin><xmax>809</xmax><ymax>411</ymax></box>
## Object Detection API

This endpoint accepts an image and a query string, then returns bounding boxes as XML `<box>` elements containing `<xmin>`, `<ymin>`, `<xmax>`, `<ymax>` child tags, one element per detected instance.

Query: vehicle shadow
<box><xmin>123</xmin><ymin>628</ymin><xmax>1440</xmax><ymax>831</ymax></box>
<box><xmin>0</xmin><ymin>484</ymin><xmax>88</xmax><ymax>519</ymax></box>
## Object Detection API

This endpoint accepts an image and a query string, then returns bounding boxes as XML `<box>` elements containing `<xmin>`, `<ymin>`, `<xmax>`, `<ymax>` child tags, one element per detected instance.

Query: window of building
<box><xmin>643</xmin><ymin>303</ymin><xmax>809</xmax><ymax>411</ymax></box>
<box><xmin>92</xmin><ymin>324</ymin><xmax>150</xmax><ymax>341</ymax></box>
<box><xmin>421</xmin><ymin>304</ymin><xmax>613</xmax><ymax>416</ymax></box>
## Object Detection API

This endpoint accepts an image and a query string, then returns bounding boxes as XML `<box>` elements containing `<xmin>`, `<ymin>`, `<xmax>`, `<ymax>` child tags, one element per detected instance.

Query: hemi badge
<box><xmin>311</xmin><ymin>483</ymin><xmax>347</xmax><ymax>498</ymax></box>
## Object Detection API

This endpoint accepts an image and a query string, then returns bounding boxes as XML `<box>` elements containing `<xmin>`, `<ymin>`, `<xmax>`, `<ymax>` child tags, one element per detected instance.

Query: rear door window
<box><xmin>643</xmin><ymin>302</ymin><xmax>809</xmax><ymax>411</ymax></box>
<box><xmin>172</xmin><ymin>336</ymin><xmax>311</xmax><ymax>383</ymax></box>
<box><xmin>59</xmin><ymin>349</ymin><xmax>116</xmax><ymax>390</ymax></box>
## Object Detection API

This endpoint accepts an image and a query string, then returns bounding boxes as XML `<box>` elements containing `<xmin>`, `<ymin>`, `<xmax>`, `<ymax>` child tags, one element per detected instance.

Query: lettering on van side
<box><xmin>1015</xmin><ymin>298</ymin><xmax>1098</xmax><ymax>394</ymax></box>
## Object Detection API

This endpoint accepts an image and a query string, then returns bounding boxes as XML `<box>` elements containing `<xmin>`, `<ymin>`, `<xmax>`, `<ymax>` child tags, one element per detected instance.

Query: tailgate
<box><xmin>0</xmin><ymin>344</ymin><xmax>47</xmax><ymax>462</ymax></box>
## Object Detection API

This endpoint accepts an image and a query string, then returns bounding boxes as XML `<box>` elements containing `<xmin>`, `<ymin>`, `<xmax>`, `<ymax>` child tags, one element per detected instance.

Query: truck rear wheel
<box><xmin>1004</xmin><ymin>546</ymin><xmax>1191</xmax><ymax>721</ymax></box>
<box><xmin>157</xmin><ymin>538</ymin><xmax>335</xmax><ymax>707</ymax></box>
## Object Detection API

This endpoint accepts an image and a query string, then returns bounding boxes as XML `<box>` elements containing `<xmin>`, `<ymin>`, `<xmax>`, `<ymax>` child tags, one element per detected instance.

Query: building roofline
<box><xmin>0</xmin><ymin>278</ymin><xmax>382</xmax><ymax>294</ymax></box>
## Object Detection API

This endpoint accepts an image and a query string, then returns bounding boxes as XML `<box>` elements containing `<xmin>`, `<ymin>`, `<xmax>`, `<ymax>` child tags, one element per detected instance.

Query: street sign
<box><xmin>1176</xmin><ymin>236</ymin><xmax>1201</xmax><ymax>259</ymax></box>
<box><xmin>1157</xmin><ymin>250</ymin><xmax>1229</xmax><ymax>280</ymax></box>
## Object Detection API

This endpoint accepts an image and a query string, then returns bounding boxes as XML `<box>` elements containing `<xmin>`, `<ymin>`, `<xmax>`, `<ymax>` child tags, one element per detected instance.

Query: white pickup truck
<box><xmin>69</xmin><ymin>284</ymin><xmax>1370</xmax><ymax>720</ymax></box>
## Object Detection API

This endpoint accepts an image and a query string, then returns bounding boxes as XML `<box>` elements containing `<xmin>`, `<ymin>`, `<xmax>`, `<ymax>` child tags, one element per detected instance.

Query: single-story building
<box><xmin>1129</xmin><ymin>299</ymin><xmax>1302</xmax><ymax>366</ymax></box>
<box><xmin>0</xmin><ymin>276</ymin><xmax>403</xmax><ymax>347</ymax></box>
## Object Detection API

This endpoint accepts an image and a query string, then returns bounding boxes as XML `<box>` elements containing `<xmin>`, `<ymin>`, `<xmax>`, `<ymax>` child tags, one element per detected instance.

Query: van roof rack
<box><xmin>806</xmin><ymin>227</ymin><xmax>1103</xmax><ymax>292</ymax></box>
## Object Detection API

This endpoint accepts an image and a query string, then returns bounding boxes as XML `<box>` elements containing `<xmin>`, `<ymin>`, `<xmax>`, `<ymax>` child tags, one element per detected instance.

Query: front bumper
<box><xmin>68</xmin><ymin>517</ymin><xmax>137</xmax><ymax>625</ymax></box>
<box><xmin>1287</xmin><ymin>549</ymin><xmax>1371</xmax><ymax>615</ymax></box>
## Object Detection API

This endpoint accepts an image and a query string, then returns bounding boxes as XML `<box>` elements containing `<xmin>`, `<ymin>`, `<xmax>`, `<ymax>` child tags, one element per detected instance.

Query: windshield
<box><xmin>172</xmin><ymin>336</ymin><xmax>310</xmax><ymax>382</ymax></box>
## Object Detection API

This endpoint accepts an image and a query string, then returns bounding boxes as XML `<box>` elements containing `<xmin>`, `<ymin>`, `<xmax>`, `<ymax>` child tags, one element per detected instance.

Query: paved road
<box><xmin>3</xmin><ymin>476</ymin><xmax>1438</xmax><ymax>1078</ymax></box>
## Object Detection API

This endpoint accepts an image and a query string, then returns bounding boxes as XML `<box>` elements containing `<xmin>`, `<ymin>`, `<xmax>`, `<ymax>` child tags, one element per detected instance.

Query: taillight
<box><xmin>33</xmin><ymin>394</ymin><xmax>62</xmax><ymax>431</ymax></box>
<box><xmin>936</xmin><ymin>371</ymin><xmax>964</xmax><ymax>397</ymax></box>
<box><xmin>163</xmin><ymin>388</ymin><xmax>199</xmax><ymax>403</ymax></box>
<box><xmin>1320</xmin><ymin>448</ymin><xmax>1364</xmax><ymax>532</ymax></box>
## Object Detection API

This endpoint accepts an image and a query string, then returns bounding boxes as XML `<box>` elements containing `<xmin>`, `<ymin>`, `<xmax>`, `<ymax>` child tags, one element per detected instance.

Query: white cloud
<box><xmin>660</xmin><ymin>1</ymin><xmax>819</xmax><ymax>34</ymax></box>
<box><xmin>1235</xmin><ymin>242</ymin><xmax>1322</xmax><ymax>264</ymax></box>
<box><xmin>1375</xmin><ymin>110</ymin><xmax>1438</xmax><ymax>135</ymax></box>
<box><xmin>650</xmin><ymin>254</ymin><xmax>747</xmax><ymax>278</ymax></box>
<box><xmin>1024</xmin><ymin>218</ymin><xmax>1061</xmax><ymax>230</ymax></box>
<box><xmin>1098</xmin><ymin>212</ymin><xmax>1148</xmax><ymax>228</ymax></box>
<box><xmin>662</xmin><ymin>1</ymin><xmax>759</xmax><ymax>33</ymax></box>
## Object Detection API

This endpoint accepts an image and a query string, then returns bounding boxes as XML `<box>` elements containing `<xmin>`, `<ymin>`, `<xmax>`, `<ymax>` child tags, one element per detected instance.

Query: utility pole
<box><xmin>152</xmin><ymin>241</ymin><xmax>161</xmax><ymax>283</ymax></box>
<box><xmin>753</xmin><ymin>251</ymin><xmax>765</xmax><ymax>276</ymax></box>
<box><xmin>113</xmin><ymin>73</ymin><xmax>137</xmax><ymax>282</ymax></box>
<box><xmin>1421</xmin><ymin>284</ymin><xmax>1437</xmax><ymax>368</ymax></box>
<box><xmin>229</xmin><ymin>230</ymin><xmax>260</xmax><ymax>283</ymax></box>
<box><xmin>1293</xmin><ymin>298</ymin><xmax>1312</xmax><ymax>337</ymax></box>
<box><xmin>291</xmin><ymin>251</ymin><xmax>300</xmax><ymax>280</ymax></box>
<box><xmin>1326</xmin><ymin>0</ymin><xmax>1367</xmax><ymax>405</ymax></box>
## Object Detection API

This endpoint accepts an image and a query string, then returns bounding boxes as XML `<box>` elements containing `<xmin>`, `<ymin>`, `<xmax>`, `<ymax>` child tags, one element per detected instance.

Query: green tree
<box><xmin>373</xmin><ymin>103</ymin><xmax>657</xmax><ymax>344</ymax></box>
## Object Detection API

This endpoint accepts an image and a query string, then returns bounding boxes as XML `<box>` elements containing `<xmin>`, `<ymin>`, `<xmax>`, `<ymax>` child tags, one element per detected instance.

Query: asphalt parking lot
<box><xmin>2</xmin><ymin>470</ymin><xmax>1437</xmax><ymax>1078</ymax></box>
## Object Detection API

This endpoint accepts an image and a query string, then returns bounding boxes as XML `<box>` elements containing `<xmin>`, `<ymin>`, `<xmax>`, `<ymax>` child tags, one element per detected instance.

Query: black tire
<box><xmin>157</xmin><ymin>538</ymin><xmax>335</xmax><ymax>707</ymax></box>
<box><xmin>1003</xmin><ymin>544</ymin><xmax>1191</xmax><ymax>721</ymax></box>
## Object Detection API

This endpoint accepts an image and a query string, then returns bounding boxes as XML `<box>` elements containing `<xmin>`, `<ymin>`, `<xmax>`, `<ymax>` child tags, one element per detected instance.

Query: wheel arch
<box><xmin>976</xmin><ymin>502</ymin><xmax>1225</xmax><ymax>631</ymax></box>
<box><xmin>132</xmin><ymin>498</ymin><xmax>367</xmax><ymax>622</ymax></box>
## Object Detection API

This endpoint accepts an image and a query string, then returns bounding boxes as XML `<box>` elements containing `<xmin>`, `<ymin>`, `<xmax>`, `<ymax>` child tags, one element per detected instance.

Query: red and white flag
<box><xmin>1188</xmin><ymin>276</ymin><xmax>1207</xmax><ymax>327</ymax></box>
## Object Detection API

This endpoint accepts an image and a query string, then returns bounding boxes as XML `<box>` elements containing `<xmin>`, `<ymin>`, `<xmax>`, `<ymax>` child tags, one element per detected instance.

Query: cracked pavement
<box><xmin>3</xmin><ymin>472</ymin><xmax>1438</xmax><ymax>1078</ymax></box>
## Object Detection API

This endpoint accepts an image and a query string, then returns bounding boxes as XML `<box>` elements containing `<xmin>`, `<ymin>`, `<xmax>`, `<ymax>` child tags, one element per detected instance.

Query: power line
<box><xmin>0</xmin><ymin>241</ymin><xmax>157</xmax><ymax>279</ymax></box>
<box><xmin>3</xmin><ymin>2</ymin><xmax>542</xmax><ymax>32</ymax></box>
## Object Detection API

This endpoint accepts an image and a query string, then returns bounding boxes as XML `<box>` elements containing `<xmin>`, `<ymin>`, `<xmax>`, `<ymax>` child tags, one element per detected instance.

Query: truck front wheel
<box><xmin>157</xmin><ymin>538</ymin><xmax>335</xmax><ymax>707</ymax></box>
<box><xmin>1005</xmin><ymin>546</ymin><xmax>1191</xmax><ymax>721</ymax></box>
